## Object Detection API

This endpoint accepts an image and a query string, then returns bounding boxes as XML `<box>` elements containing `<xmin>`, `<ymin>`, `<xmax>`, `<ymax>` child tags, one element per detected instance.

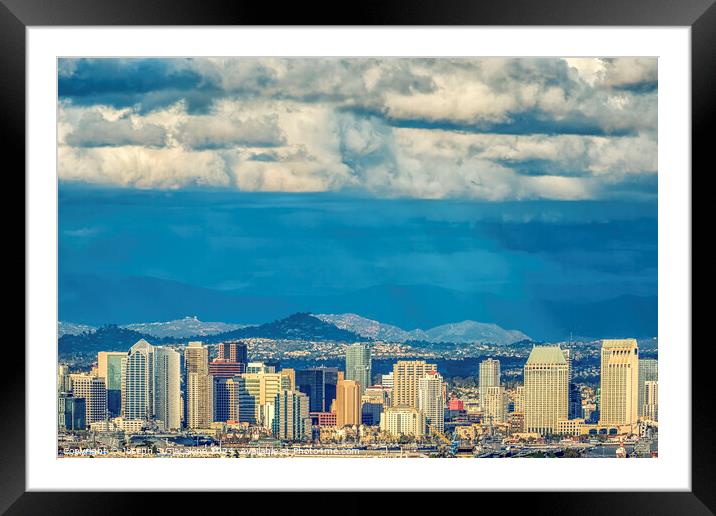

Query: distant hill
<box><xmin>57</xmin><ymin>324</ymin><xmax>170</xmax><ymax>355</ymax></box>
<box><xmin>196</xmin><ymin>312</ymin><xmax>362</xmax><ymax>343</ymax></box>
<box><xmin>58</xmin><ymin>321</ymin><xmax>96</xmax><ymax>337</ymax></box>
<box><xmin>316</xmin><ymin>313</ymin><xmax>530</xmax><ymax>345</ymax></box>
<box><xmin>122</xmin><ymin>316</ymin><xmax>248</xmax><ymax>338</ymax></box>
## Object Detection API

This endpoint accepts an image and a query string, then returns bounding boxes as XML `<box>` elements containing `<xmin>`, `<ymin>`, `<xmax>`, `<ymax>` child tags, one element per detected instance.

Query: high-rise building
<box><xmin>638</xmin><ymin>359</ymin><xmax>658</xmax><ymax>418</ymax></box>
<box><xmin>243</xmin><ymin>369</ymin><xmax>295</xmax><ymax>428</ymax></box>
<box><xmin>209</xmin><ymin>359</ymin><xmax>245</xmax><ymax>378</ymax></box>
<box><xmin>513</xmin><ymin>386</ymin><xmax>525</xmax><ymax>414</ymax></box>
<box><xmin>482</xmin><ymin>386</ymin><xmax>507</xmax><ymax>424</ymax></box>
<box><xmin>185</xmin><ymin>341</ymin><xmax>213</xmax><ymax>429</ymax></box>
<box><xmin>393</xmin><ymin>361</ymin><xmax>437</xmax><ymax>408</ymax></box>
<box><xmin>216</xmin><ymin>341</ymin><xmax>248</xmax><ymax>364</ymax></box>
<box><xmin>70</xmin><ymin>374</ymin><xmax>107</xmax><ymax>425</ymax></box>
<box><xmin>154</xmin><ymin>347</ymin><xmax>181</xmax><ymax>431</ymax></box>
<box><xmin>417</xmin><ymin>371</ymin><xmax>445</xmax><ymax>434</ymax></box>
<box><xmin>345</xmin><ymin>343</ymin><xmax>371</xmax><ymax>396</ymax></box>
<box><xmin>213</xmin><ymin>375</ymin><xmax>256</xmax><ymax>423</ymax></box>
<box><xmin>524</xmin><ymin>346</ymin><xmax>569</xmax><ymax>435</ymax></box>
<box><xmin>381</xmin><ymin>372</ymin><xmax>394</xmax><ymax>389</ymax></box>
<box><xmin>296</xmin><ymin>367</ymin><xmax>340</xmax><ymax>413</ymax></box>
<box><xmin>335</xmin><ymin>379</ymin><xmax>361</xmax><ymax>427</ymax></box>
<box><xmin>58</xmin><ymin>394</ymin><xmax>86</xmax><ymax>431</ymax></box>
<box><xmin>122</xmin><ymin>339</ymin><xmax>155</xmax><ymax>422</ymax></box>
<box><xmin>643</xmin><ymin>380</ymin><xmax>658</xmax><ymax>421</ymax></box>
<box><xmin>272</xmin><ymin>390</ymin><xmax>312</xmax><ymax>441</ymax></box>
<box><xmin>479</xmin><ymin>358</ymin><xmax>501</xmax><ymax>408</ymax></box>
<box><xmin>599</xmin><ymin>339</ymin><xmax>639</xmax><ymax>431</ymax></box>
<box><xmin>380</xmin><ymin>406</ymin><xmax>426</xmax><ymax>438</ymax></box>
<box><xmin>97</xmin><ymin>351</ymin><xmax>125</xmax><ymax>416</ymax></box>
<box><xmin>246</xmin><ymin>361</ymin><xmax>275</xmax><ymax>374</ymax></box>
<box><xmin>57</xmin><ymin>364</ymin><xmax>70</xmax><ymax>393</ymax></box>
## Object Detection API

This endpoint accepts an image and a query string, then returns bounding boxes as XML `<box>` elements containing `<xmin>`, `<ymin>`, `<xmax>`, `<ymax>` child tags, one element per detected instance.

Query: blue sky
<box><xmin>57</xmin><ymin>58</ymin><xmax>657</xmax><ymax>337</ymax></box>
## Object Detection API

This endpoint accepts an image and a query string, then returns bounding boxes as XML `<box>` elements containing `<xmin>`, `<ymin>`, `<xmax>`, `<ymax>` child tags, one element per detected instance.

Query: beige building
<box><xmin>273</xmin><ymin>390</ymin><xmax>312</xmax><ymax>441</ymax></box>
<box><xmin>243</xmin><ymin>369</ymin><xmax>295</xmax><ymax>428</ymax></box>
<box><xmin>513</xmin><ymin>386</ymin><xmax>525</xmax><ymax>414</ymax></box>
<box><xmin>393</xmin><ymin>360</ymin><xmax>437</xmax><ymax>408</ymax></box>
<box><xmin>335</xmin><ymin>379</ymin><xmax>361</xmax><ymax>427</ymax></box>
<box><xmin>70</xmin><ymin>373</ymin><xmax>107</xmax><ymax>425</ymax></box>
<box><xmin>524</xmin><ymin>346</ymin><xmax>568</xmax><ymax>435</ymax></box>
<box><xmin>599</xmin><ymin>339</ymin><xmax>639</xmax><ymax>432</ymax></box>
<box><xmin>380</xmin><ymin>406</ymin><xmax>426</xmax><ymax>438</ymax></box>
<box><xmin>185</xmin><ymin>342</ymin><xmax>213</xmax><ymax>429</ymax></box>
<box><xmin>417</xmin><ymin>371</ymin><xmax>445</xmax><ymax>434</ymax></box>
<box><xmin>479</xmin><ymin>358</ymin><xmax>501</xmax><ymax>407</ymax></box>
<box><xmin>482</xmin><ymin>386</ymin><xmax>507</xmax><ymax>424</ymax></box>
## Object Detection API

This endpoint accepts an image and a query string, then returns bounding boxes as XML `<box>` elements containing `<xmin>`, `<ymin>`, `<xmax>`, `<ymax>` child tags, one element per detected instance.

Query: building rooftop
<box><xmin>525</xmin><ymin>345</ymin><xmax>567</xmax><ymax>365</ymax></box>
<box><xmin>601</xmin><ymin>338</ymin><xmax>638</xmax><ymax>349</ymax></box>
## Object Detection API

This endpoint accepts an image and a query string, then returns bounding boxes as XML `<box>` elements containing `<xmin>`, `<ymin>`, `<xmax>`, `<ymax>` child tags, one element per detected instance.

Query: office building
<box><xmin>524</xmin><ymin>346</ymin><xmax>569</xmax><ymax>435</ymax></box>
<box><xmin>418</xmin><ymin>371</ymin><xmax>445</xmax><ymax>434</ymax></box>
<box><xmin>154</xmin><ymin>346</ymin><xmax>181</xmax><ymax>431</ymax></box>
<box><xmin>643</xmin><ymin>380</ymin><xmax>658</xmax><ymax>421</ymax></box>
<box><xmin>57</xmin><ymin>364</ymin><xmax>70</xmax><ymax>393</ymax></box>
<box><xmin>122</xmin><ymin>339</ymin><xmax>155</xmax><ymax>422</ymax></box>
<box><xmin>335</xmin><ymin>379</ymin><xmax>361</xmax><ymax>427</ymax></box>
<box><xmin>638</xmin><ymin>359</ymin><xmax>658</xmax><ymax>418</ymax></box>
<box><xmin>393</xmin><ymin>361</ymin><xmax>437</xmax><ymax>408</ymax></box>
<box><xmin>296</xmin><ymin>367</ymin><xmax>339</xmax><ymax>413</ymax></box>
<box><xmin>479</xmin><ymin>358</ymin><xmax>501</xmax><ymax>408</ymax></box>
<box><xmin>216</xmin><ymin>341</ymin><xmax>248</xmax><ymax>364</ymax></box>
<box><xmin>599</xmin><ymin>339</ymin><xmax>639</xmax><ymax>431</ymax></box>
<box><xmin>243</xmin><ymin>369</ymin><xmax>295</xmax><ymax>428</ymax></box>
<box><xmin>97</xmin><ymin>351</ymin><xmax>125</xmax><ymax>416</ymax></box>
<box><xmin>381</xmin><ymin>372</ymin><xmax>394</xmax><ymax>389</ymax></box>
<box><xmin>214</xmin><ymin>375</ymin><xmax>256</xmax><ymax>423</ymax></box>
<box><xmin>58</xmin><ymin>394</ymin><xmax>86</xmax><ymax>431</ymax></box>
<box><xmin>185</xmin><ymin>341</ymin><xmax>213</xmax><ymax>429</ymax></box>
<box><xmin>345</xmin><ymin>343</ymin><xmax>371</xmax><ymax>396</ymax></box>
<box><xmin>209</xmin><ymin>359</ymin><xmax>245</xmax><ymax>379</ymax></box>
<box><xmin>272</xmin><ymin>390</ymin><xmax>312</xmax><ymax>441</ymax></box>
<box><xmin>380</xmin><ymin>406</ymin><xmax>426</xmax><ymax>438</ymax></box>
<box><xmin>70</xmin><ymin>373</ymin><xmax>107</xmax><ymax>425</ymax></box>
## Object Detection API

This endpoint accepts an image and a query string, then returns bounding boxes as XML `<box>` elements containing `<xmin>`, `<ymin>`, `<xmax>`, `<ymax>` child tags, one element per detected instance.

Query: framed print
<box><xmin>3</xmin><ymin>0</ymin><xmax>712</xmax><ymax>513</ymax></box>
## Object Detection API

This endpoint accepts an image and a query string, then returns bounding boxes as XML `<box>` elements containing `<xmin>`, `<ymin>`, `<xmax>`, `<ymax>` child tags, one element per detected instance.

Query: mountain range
<box><xmin>59</xmin><ymin>274</ymin><xmax>657</xmax><ymax>341</ymax></box>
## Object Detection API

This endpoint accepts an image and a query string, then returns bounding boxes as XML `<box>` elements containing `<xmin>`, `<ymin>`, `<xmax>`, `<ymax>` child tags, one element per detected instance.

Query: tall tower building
<box><xmin>417</xmin><ymin>371</ymin><xmax>445</xmax><ymax>434</ymax></box>
<box><xmin>216</xmin><ymin>341</ymin><xmax>248</xmax><ymax>364</ymax></box>
<box><xmin>57</xmin><ymin>364</ymin><xmax>70</xmax><ymax>393</ymax></box>
<box><xmin>345</xmin><ymin>343</ymin><xmax>371</xmax><ymax>396</ymax></box>
<box><xmin>185</xmin><ymin>341</ymin><xmax>213</xmax><ymax>429</ymax></box>
<box><xmin>393</xmin><ymin>361</ymin><xmax>437</xmax><ymax>408</ymax></box>
<box><xmin>272</xmin><ymin>390</ymin><xmax>312</xmax><ymax>441</ymax></box>
<box><xmin>153</xmin><ymin>347</ymin><xmax>181</xmax><ymax>431</ymax></box>
<box><xmin>643</xmin><ymin>380</ymin><xmax>658</xmax><ymax>421</ymax></box>
<box><xmin>482</xmin><ymin>386</ymin><xmax>507</xmax><ymax>425</ymax></box>
<box><xmin>70</xmin><ymin>374</ymin><xmax>107</xmax><ymax>425</ymax></box>
<box><xmin>335</xmin><ymin>379</ymin><xmax>361</xmax><ymax>427</ymax></box>
<box><xmin>213</xmin><ymin>375</ymin><xmax>256</xmax><ymax>423</ymax></box>
<box><xmin>296</xmin><ymin>367</ymin><xmax>339</xmax><ymax>413</ymax></box>
<box><xmin>479</xmin><ymin>358</ymin><xmax>501</xmax><ymax>408</ymax></box>
<box><xmin>599</xmin><ymin>339</ymin><xmax>639</xmax><ymax>431</ymax></box>
<box><xmin>243</xmin><ymin>369</ymin><xmax>295</xmax><ymax>428</ymax></box>
<box><xmin>638</xmin><ymin>358</ymin><xmax>658</xmax><ymax>418</ymax></box>
<box><xmin>97</xmin><ymin>351</ymin><xmax>125</xmax><ymax>416</ymax></box>
<box><xmin>524</xmin><ymin>346</ymin><xmax>569</xmax><ymax>435</ymax></box>
<box><xmin>121</xmin><ymin>339</ymin><xmax>155</xmax><ymax>422</ymax></box>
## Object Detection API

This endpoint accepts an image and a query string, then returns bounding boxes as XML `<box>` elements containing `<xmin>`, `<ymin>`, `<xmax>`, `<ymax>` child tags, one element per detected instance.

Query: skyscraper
<box><xmin>70</xmin><ymin>373</ymin><xmax>107</xmax><ymax>425</ymax></box>
<box><xmin>393</xmin><ymin>361</ymin><xmax>437</xmax><ymax>408</ymax></box>
<box><xmin>154</xmin><ymin>346</ymin><xmax>181</xmax><ymax>431</ymax></box>
<box><xmin>417</xmin><ymin>371</ymin><xmax>445</xmax><ymax>434</ymax></box>
<box><xmin>524</xmin><ymin>346</ymin><xmax>568</xmax><ymax>435</ymax></box>
<box><xmin>643</xmin><ymin>380</ymin><xmax>658</xmax><ymax>421</ymax></box>
<box><xmin>479</xmin><ymin>358</ymin><xmax>501</xmax><ymax>408</ymax></box>
<box><xmin>599</xmin><ymin>339</ymin><xmax>639</xmax><ymax>431</ymax></box>
<box><xmin>482</xmin><ymin>386</ymin><xmax>507</xmax><ymax>425</ymax></box>
<box><xmin>122</xmin><ymin>339</ymin><xmax>155</xmax><ymax>422</ymax></box>
<box><xmin>243</xmin><ymin>369</ymin><xmax>295</xmax><ymax>428</ymax></box>
<box><xmin>216</xmin><ymin>341</ymin><xmax>248</xmax><ymax>364</ymax></box>
<box><xmin>272</xmin><ymin>390</ymin><xmax>312</xmax><ymax>441</ymax></box>
<box><xmin>296</xmin><ymin>367</ymin><xmax>339</xmax><ymax>413</ymax></box>
<box><xmin>57</xmin><ymin>363</ymin><xmax>70</xmax><ymax>393</ymax></box>
<box><xmin>638</xmin><ymin>358</ymin><xmax>658</xmax><ymax>418</ymax></box>
<box><xmin>97</xmin><ymin>351</ymin><xmax>125</xmax><ymax>416</ymax></box>
<box><xmin>185</xmin><ymin>341</ymin><xmax>213</xmax><ymax>429</ymax></box>
<box><xmin>345</xmin><ymin>343</ymin><xmax>371</xmax><ymax>396</ymax></box>
<box><xmin>58</xmin><ymin>394</ymin><xmax>86</xmax><ymax>431</ymax></box>
<box><xmin>335</xmin><ymin>379</ymin><xmax>361</xmax><ymax>427</ymax></box>
<box><xmin>214</xmin><ymin>375</ymin><xmax>256</xmax><ymax>423</ymax></box>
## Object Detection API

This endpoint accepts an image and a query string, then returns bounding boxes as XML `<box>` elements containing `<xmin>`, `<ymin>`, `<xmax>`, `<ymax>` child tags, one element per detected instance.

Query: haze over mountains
<box><xmin>59</xmin><ymin>274</ymin><xmax>657</xmax><ymax>341</ymax></box>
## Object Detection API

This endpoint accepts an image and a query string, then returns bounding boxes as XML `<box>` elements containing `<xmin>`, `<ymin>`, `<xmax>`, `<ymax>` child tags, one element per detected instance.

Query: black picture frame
<box><xmin>2</xmin><ymin>0</ymin><xmax>710</xmax><ymax>513</ymax></box>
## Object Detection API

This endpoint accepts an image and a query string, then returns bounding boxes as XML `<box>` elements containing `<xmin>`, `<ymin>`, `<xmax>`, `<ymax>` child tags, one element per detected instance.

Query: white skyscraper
<box><xmin>345</xmin><ymin>343</ymin><xmax>372</xmax><ymax>396</ymax></box>
<box><xmin>154</xmin><ymin>346</ymin><xmax>181</xmax><ymax>431</ymax></box>
<box><xmin>122</xmin><ymin>339</ymin><xmax>154</xmax><ymax>422</ymax></box>
<box><xmin>482</xmin><ymin>386</ymin><xmax>507</xmax><ymax>424</ymax></box>
<box><xmin>418</xmin><ymin>371</ymin><xmax>445</xmax><ymax>434</ymax></box>
<box><xmin>479</xmin><ymin>358</ymin><xmax>501</xmax><ymax>408</ymax></box>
